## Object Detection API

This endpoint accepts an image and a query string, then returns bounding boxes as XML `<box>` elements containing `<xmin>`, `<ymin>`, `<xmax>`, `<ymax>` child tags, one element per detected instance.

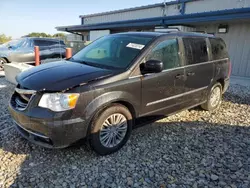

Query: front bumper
<box><xmin>8</xmin><ymin>104</ymin><xmax>88</xmax><ymax>149</ymax></box>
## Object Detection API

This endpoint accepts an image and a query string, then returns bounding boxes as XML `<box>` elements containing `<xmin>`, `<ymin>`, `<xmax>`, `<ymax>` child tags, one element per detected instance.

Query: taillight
<box><xmin>227</xmin><ymin>59</ymin><xmax>232</xmax><ymax>78</ymax></box>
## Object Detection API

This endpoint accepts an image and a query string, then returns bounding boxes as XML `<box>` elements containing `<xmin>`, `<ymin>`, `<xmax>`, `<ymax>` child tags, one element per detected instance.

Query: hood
<box><xmin>0</xmin><ymin>46</ymin><xmax>10</xmax><ymax>57</ymax></box>
<box><xmin>0</xmin><ymin>46</ymin><xmax>7</xmax><ymax>51</ymax></box>
<box><xmin>16</xmin><ymin>60</ymin><xmax>114</xmax><ymax>91</ymax></box>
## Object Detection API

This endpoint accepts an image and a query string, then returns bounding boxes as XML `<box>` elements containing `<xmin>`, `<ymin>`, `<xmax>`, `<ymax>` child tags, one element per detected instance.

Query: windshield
<box><xmin>72</xmin><ymin>34</ymin><xmax>153</xmax><ymax>69</ymax></box>
<box><xmin>1</xmin><ymin>38</ymin><xmax>27</xmax><ymax>49</ymax></box>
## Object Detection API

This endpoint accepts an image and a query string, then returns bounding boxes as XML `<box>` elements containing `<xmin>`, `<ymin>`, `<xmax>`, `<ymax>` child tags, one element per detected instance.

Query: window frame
<box><xmin>33</xmin><ymin>39</ymin><xmax>54</xmax><ymax>47</ymax></box>
<box><xmin>208</xmin><ymin>37</ymin><xmax>228</xmax><ymax>61</ymax></box>
<box><xmin>143</xmin><ymin>36</ymin><xmax>185</xmax><ymax>71</ymax></box>
<box><xmin>72</xmin><ymin>34</ymin><xmax>154</xmax><ymax>70</ymax></box>
<box><xmin>181</xmin><ymin>37</ymin><xmax>210</xmax><ymax>66</ymax></box>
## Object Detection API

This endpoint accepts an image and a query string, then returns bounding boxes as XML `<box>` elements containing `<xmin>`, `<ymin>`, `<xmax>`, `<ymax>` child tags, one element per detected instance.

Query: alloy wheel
<box><xmin>210</xmin><ymin>87</ymin><xmax>221</xmax><ymax>107</ymax></box>
<box><xmin>99</xmin><ymin>113</ymin><xmax>128</xmax><ymax>148</ymax></box>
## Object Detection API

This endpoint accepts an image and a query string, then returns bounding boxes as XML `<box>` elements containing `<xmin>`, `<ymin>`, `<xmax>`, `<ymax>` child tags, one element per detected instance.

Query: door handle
<box><xmin>187</xmin><ymin>72</ymin><xmax>195</xmax><ymax>76</ymax></box>
<box><xmin>175</xmin><ymin>74</ymin><xmax>184</xmax><ymax>79</ymax></box>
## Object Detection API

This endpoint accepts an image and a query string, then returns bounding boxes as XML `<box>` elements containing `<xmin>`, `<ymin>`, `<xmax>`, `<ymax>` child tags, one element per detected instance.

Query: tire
<box><xmin>0</xmin><ymin>58</ymin><xmax>8</xmax><ymax>71</ymax></box>
<box><xmin>89</xmin><ymin>104</ymin><xmax>133</xmax><ymax>155</ymax></box>
<box><xmin>201</xmin><ymin>83</ymin><xmax>222</xmax><ymax>112</ymax></box>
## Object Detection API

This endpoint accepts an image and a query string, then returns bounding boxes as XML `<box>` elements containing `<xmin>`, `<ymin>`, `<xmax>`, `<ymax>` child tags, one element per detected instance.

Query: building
<box><xmin>65</xmin><ymin>33</ymin><xmax>83</xmax><ymax>42</ymax></box>
<box><xmin>56</xmin><ymin>0</ymin><xmax>250</xmax><ymax>78</ymax></box>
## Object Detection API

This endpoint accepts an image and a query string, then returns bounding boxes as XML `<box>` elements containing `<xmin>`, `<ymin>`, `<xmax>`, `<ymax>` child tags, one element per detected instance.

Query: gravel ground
<box><xmin>0</xmin><ymin>76</ymin><xmax>250</xmax><ymax>188</ymax></box>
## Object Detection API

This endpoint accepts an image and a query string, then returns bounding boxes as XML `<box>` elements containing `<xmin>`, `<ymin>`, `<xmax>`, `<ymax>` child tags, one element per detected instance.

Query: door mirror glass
<box><xmin>143</xmin><ymin>60</ymin><xmax>163</xmax><ymax>73</ymax></box>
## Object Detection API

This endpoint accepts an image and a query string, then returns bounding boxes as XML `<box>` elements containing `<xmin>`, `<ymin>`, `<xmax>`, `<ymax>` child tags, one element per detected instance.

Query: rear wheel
<box><xmin>0</xmin><ymin>58</ymin><xmax>8</xmax><ymax>71</ymax></box>
<box><xmin>201</xmin><ymin>83</ymin><xmax>222</xmax><ymax>112</ymax></box>
<box><xmin>89</xmin><ymin>104</ymin><xmax>133</xmax><ymax>155</ymax></box>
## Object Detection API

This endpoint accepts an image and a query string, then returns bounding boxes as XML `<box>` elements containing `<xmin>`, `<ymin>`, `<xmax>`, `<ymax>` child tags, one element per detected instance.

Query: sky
<box><xmin>0</xmin><ymin>0</ymin><xmax>165</xmax><ymax>39</ymax></box>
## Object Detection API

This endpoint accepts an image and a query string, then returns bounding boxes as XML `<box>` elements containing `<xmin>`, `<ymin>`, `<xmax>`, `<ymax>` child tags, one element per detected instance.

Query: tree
<box><xmin>53</xmin><ymin>33</ymin><xmax>65</xmax><ymax>38</ymax></box>
<box><xmin>0</xmin><ymin>34</ymin><xmax>12</xmax><ymax>44</ymax></box>
<box><xmin>26</xmin><ymin>32</ymin><xmax>52</xmax><ymax>38</ymax></box>
<box><xmin>25</xmin><ymin>32</ymin><xmax>66</xmax><ymax>38</ymax></box>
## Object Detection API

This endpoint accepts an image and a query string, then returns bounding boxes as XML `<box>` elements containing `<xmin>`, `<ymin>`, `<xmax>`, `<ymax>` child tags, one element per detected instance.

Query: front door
<box><xmin>140</xmin><ymin>38</ymin><xmax>186</xmax><ymax>116</ymax></box>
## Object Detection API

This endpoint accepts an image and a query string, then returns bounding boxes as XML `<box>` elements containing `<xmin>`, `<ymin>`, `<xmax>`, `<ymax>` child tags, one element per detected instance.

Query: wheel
<box><xmin>89</xmin><ymin>104</ymin><xmax>133</xmax><ymax>155</ymax></box>
<box><xmin>201</xmin><ymin>83</ymin><xmax>222</xmax><ymax>111</ymax></box>
<box><xmin>0</xmin><ymin>58</ymin><xmax>7</xmax><ymax>71</ymax></box>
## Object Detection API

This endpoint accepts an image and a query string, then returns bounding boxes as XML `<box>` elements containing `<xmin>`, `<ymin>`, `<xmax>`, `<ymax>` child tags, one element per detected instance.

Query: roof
<box><xmin>114</xmin><ymin>32</ymin><xmax>165</xmax><ymax>37</ymax></box>
<box><xmin>113</xmin><ymin>31</ymin><xmax>216</xmax><ymax>38</ymax></box>
<box><xmin>23</xmin><ymin>37</ymin><xmax>64</xmax><ymax>41</ymax></box>
<box><xmin>79</xmin><ymin>1</ymin><xmax>199</xmax><ymax>18</ymax></box>
<box><xmin>79</xmin><ymin>3</ymin><xmax>164</xmax><ymax>18</ymax></box>
<box><xmin>57</xmin><ymin>7</ymin><xmax>250</xmax><ymax>32</ymax></box>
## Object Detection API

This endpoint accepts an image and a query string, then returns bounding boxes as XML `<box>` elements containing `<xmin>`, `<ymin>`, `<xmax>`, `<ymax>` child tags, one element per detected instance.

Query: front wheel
<box><xmin>0</xmin><ymin>58</ymin><xmax>8</xmax><ymax>71</ymax></box>
<box><xmin>201</xmin><ymin>83</ymin><xmax>222</xmax><ymax>112</ymax></box>
<box><xmin>89</xmin><ymin>104</ymin><xmax>133</xmax><ymax>155</ymax></box>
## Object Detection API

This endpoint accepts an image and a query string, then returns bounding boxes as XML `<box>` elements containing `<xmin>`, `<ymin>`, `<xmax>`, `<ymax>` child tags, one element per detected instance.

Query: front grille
<box><xmin>11</xmin><ymin>85</ymin><xmax>36</xmax><ymax>111</ymax></box>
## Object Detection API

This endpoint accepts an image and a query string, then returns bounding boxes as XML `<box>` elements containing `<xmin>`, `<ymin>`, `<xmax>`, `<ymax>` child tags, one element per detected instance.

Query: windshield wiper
<box><xmin>69</xmin><ymin>58</ymin><xmax>97</xmax><ymax>66</ymax></box>
<box><xmin>68</xmin><ymin>58</ymin><xmax>119</xmax><ymax>70</ymax></box>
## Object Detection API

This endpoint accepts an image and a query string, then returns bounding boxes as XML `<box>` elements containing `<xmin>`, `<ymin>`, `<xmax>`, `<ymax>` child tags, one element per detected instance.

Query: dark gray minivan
<box><xmin>9</xmin><ymin>32</ymin><xmax>231</xmax><ymax>155</ymax></box>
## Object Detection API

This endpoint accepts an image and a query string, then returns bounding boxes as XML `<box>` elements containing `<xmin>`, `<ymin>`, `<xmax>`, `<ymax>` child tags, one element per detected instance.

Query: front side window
<box><xmin>210</xmin><ymin>38</ymin><xmax>228</xmax><ymax>60</ymax></box>
<box><xmin>183</xmin><ymin>38</ymin><xmax>208</xmax><ymax>65</ymax></box>
<box><xmin>2</xmin><ymin>38</ymin><xmax>27</xmax><ymax>49</ymax></box>
<box><xmin>146</xmin><ymin>38</ymin><xmax>180</xmax><ymax>70</ymax></box>
<box><xmin>72</xmin><ymin>35</ymin><xmax>153</xmax><ymax>69</ymax></box>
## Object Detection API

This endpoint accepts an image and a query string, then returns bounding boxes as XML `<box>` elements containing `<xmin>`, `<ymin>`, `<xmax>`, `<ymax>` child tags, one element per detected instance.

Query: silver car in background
<box><xmin>0</xmin><ymin>37</ymin><xmax>66</xmax><ymax>70</ymax></box>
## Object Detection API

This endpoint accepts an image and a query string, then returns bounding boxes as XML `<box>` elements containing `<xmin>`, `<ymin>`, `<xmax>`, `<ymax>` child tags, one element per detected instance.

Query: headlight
<box><xmin>38</xmin><ymin>93</ymin><xmax>80</xmax><ymax>112</ymax></box>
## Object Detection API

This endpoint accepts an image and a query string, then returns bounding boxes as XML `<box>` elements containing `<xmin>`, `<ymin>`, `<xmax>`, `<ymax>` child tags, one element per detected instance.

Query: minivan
<box><xmin>9</xmin><ymin>32</ymin><xmax>231</xmax><ymax>155</ymax></box>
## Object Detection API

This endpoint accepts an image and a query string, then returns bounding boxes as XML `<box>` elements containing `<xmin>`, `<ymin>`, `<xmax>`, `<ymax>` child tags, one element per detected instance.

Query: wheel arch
<box><xmin>216</xmin><ymin>78</ymin><xmax>225</xmax><ymax>91</ymax></box>
<box><xmin>0</xmin><ymin>57</ymin><xmax>10</xmax><ymax>63</ymax></box>
<box><xmin>84</xmin><ymin>91</ymin><xmax>139</xmax><ymax>136</ymax></box>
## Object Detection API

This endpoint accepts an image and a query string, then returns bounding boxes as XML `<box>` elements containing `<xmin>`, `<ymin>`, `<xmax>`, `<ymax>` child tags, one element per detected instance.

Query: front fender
<box><xmin>0</xmin><ymin>53</ymin><xmax>9</xmax><ymax>61</ymax></box>
<box><xmin>83</xmin><ymin>91</ymin><xmax>140</xmax><ymax>120</ymax></box>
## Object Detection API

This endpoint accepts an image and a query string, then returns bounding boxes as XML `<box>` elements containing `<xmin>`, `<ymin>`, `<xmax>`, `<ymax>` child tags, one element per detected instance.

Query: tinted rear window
<box><xmin>33</xmin><ymin>40</ymin><xmax>65</xmax><ymax>46</ymax></box>
<box><xmin>183</xmin><ymin>38</ymin><xmax>208</xmax><ymax>65</ymax></box>
<box><xmin>209</xmin><ymin>38</ymin><xmax>228</xmax><ymax>60</ymax></box>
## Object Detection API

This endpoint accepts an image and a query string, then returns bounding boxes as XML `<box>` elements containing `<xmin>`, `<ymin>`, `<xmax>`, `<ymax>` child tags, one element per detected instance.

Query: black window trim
<box><xmin>181</xmin><ymin>36</ymin><xmax>210</xmax><ymax>66</ymax></box>
<box><xmin>129</xmin><ymin>36</ymin><xmax>229</xmax><ymax>79</ymax></box>
<box><xmin>208</xmin><ymin>37</ymin><xmax>228</xmax><ymax>61</ymax></box>
<box><xmin>129</xmin><ymin>36</ymin><xmax>185</xmax><ymax>79</ymax></box>
<box><xmin>145</xmin><ymin>36</ymin><xmax>184</xmax><ymax>69</ymax></box>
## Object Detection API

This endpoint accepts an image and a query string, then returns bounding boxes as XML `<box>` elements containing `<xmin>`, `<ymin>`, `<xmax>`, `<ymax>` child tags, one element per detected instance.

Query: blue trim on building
<box><xmin>59</xmin><ymin>8</ymin><xmax>250</xmax><ymax>32</ymax></box>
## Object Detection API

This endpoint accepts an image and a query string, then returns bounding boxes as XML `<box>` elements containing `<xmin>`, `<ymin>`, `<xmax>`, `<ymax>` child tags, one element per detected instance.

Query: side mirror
<box><xmin>8</xmin><ymin>45</ymin><xmax>13</xmax><ymax>50</ymax></box>
<box><xmin>143</xmin><ymin>60</ymin><xmax>163</xmax><ymax>74</ymax></box>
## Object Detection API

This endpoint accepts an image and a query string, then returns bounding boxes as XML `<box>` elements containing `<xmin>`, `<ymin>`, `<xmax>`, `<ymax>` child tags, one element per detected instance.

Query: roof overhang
<box><xmin>56</xmin><ymin>8</ymin><xmax>250</xmax><ymax>32</ymax></box>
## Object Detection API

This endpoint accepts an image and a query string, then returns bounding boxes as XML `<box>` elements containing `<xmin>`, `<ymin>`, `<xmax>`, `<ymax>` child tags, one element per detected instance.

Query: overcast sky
<box><xmin>0</xmin><ymin>0</ymin><xmax>168</xmax><ymax>38</ymax></box>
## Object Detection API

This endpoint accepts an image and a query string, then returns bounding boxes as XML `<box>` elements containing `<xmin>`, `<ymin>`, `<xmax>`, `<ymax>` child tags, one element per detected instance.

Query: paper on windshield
<box><xmin>126</xmin><ymin>43</ymin><xmax>145</xmax><ymax>50</ymax></box>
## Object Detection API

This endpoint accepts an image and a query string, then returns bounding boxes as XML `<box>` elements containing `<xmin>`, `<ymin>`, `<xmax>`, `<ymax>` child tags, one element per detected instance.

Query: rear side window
<box><xmin>147</xmin><ymin>38</ymin><xmax>180</xmax><ymax>70</ymax></box>
<box><xmin>33</xmin><ymin>40</ymin><xmax>51</xmax><ymax>47</ymax></box>
<box><xmin>209</xmin><ymin>38</ymin><xmax>228</xmax><ymax>60</ymax></box>
<box><xmin>33</xmin><ymin>40</ymin><xmax>63</xmax><ymax>47</ymax></box>
<box><xmin>48</xmin><ymin>40</ymin><xmax>65</xmax><ymax>46</ymax></box>
<box><xmin>183</xmin><ymin>38</ymin><xmax>208</xmax><ymax>65</ymax></box>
